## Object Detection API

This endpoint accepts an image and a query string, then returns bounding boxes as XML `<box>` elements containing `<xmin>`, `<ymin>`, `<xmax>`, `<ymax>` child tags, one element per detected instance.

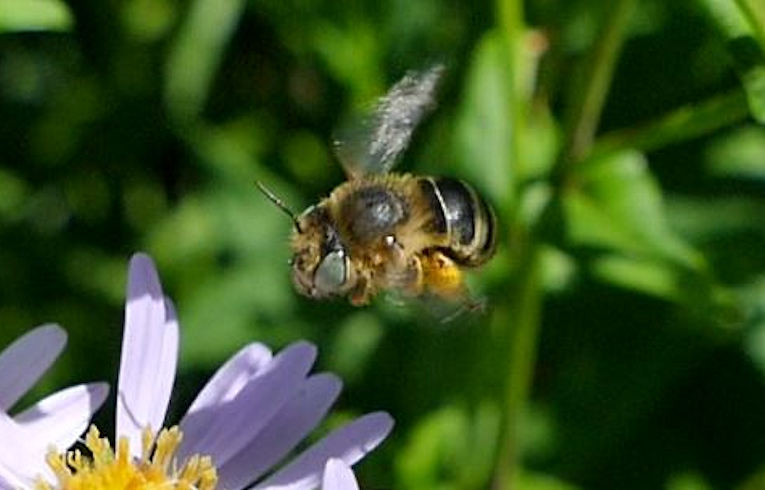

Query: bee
<box><xmin>257</xmin><ymin>65</ymin><xmax>496</xmax><ymax>307</ymax></box>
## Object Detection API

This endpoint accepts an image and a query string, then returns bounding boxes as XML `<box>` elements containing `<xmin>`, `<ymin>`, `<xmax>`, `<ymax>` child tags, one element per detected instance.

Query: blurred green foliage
<box><xmin>1</xmin><ymin>0</ymin><xmax>765</xmax><ymax>489</ymax></box>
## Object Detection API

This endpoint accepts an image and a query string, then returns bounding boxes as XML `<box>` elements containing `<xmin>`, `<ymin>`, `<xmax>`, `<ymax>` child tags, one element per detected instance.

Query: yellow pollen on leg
<box><xmin>38</xmin><ymin>426</ymin><xmax>218</xmax><ymax>490</ymax></box>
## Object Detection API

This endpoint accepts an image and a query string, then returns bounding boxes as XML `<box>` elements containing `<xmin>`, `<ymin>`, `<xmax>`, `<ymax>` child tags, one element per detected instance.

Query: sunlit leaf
<box><xmin>0</xmin><ymin>0</ymin><xmax>72</xmax><ymax>32</ymax></box>
<box><xmin>164</xmin><ymin>0</ymin><xmax>246</xmax><ymax>121</ymax></box>
<box><xmin>539</xmin><ymin>245</ymin><xmax>577</xmax><ymax>294</ymax></box>
<box><xmin>312</xmin><ymin>22</ymin><xmax>382</xmax><ymax>105</ymax></box>
<box><xmin>698</xmin><ymin>0</ymin><xmax>765</xmax><ymax>122</ymax></box>
<box><xmin>591</xmin><ymin>254</ymin><xmax>682</xmax><ymax>300</ymax></box>
<box><xmin>565</xmin><ymin>150</ymin><xmax>704</xmax><ymax>270</ymax></box>
<box><xmin>395</xmin><ymin>406</ymin><xmax>468</xmax><ymax>489</ymax></box>
<box><xmin>705</xmin><ymin>125</ymin><xmax>765</xmax><ymax>180</ymax></box>
<box><xmin>179</xmin><ymin>258</ymin><xmax>296</xmax><ymax>367</ymax></box>
<box><xmin>395</xmin><ymin>404</ymin><xmax>499</xmax><ymax>490</ymax></box>
<box><xmin>668</xmin><ymin>195</ymin><xmax>765</xmax><ymax>240</ymax></box>
<box><xmin>454</xmin><ymin>30</ymin><xmax>514</xmax><ymax>207</ymax></box>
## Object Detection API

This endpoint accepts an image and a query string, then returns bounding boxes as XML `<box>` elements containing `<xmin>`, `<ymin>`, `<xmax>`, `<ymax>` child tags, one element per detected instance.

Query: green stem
<box><xmin>492</xmin><ymin>242</ymin><xmax>543</xmax><ymax>490</ymax></box>
<box><xmin>496</xmin><ymin>0</ymin><xmax>524</xmax><ymax>180</ymax></box>
<box><xmin>563</xmin><ymin>0</ymin><xmax>637</xmax><ymax>164</ymax></box>
<box><xmin>590</xmin><ymin>89</ymin><xmax>750</xmax><ymax>156</ymax></box>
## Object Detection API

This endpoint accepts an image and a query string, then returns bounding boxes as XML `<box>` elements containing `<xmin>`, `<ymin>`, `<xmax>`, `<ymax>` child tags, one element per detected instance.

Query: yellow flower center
<box><xmin>37</xmin><ymin>426</ymin><xmax>218</xmax><ymax>490</ymax></box>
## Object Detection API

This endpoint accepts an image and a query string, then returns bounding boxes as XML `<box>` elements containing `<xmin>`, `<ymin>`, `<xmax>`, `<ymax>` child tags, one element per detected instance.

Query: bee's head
<box><xmin>290</xmin><ymin>205</ymin><xmax>357</xmax><ymax>299</ymax></box>
<box><xmin>256</xmin><ymin>181</ymin><xmax>358</xmax><ymax>300</ymax></box>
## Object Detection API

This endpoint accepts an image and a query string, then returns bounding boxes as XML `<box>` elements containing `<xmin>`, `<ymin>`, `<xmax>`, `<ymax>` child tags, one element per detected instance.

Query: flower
<box><xmin>0</xmin><ymin>325</ymin><xmax>108</xmax><ymax>488</ymax></box>
<box><xmin>1</xmin><ymin>253</ymin><xmax>393</xmax><ymax>490</ymax></box>
<box><xmin>321</xmin><ymin>459</ymin><xmax>360</xmax><ymax>490</ymax></box>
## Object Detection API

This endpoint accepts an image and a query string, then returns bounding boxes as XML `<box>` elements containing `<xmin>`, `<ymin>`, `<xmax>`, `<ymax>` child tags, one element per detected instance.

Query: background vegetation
<box><xmin>1</xmin><ymin>0</ymin><xmax>765</xmax><ymax>488</ymax></box>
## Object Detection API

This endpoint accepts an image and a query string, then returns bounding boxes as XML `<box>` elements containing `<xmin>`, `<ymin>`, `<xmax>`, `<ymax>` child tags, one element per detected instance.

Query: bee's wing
<box><xmin>381</xmin><ymin>289</ymin><xmax>486</xmax><ymax>325</ymax></box>
<box><xmin>333</xmin><ymin>64</ymin><xmax>445</xmax><ymax>178</ymax></box>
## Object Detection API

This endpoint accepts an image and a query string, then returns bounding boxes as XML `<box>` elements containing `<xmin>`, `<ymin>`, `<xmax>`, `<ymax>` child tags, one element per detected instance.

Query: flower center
<box><xmin>38</xmin><ymin>426</ymin><xmax>217</xmax><ymax>490</ymax></box>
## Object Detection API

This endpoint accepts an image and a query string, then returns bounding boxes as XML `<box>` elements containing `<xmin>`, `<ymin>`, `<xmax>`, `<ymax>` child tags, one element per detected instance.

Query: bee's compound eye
<box><xmin>314</xmin><ymin>250</ymin><xmax>348</xmax><ymax>295</ymax></box>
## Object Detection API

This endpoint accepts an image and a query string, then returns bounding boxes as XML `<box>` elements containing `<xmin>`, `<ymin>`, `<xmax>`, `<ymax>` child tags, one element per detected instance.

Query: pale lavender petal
<box><xmin>179</xmin><ymin>343</ymin><xmax>272</xmax><ymax>448</ymax></box>
<box><xmin>321</xmin><ymin>459</ymin><xmax>359</xmax><ymax>490</ymax></box>
<box><xmin>185</xmin><ymin>343</ymin><xmax>273</xmax><ymax>417</ymax></box>
<box><xmin>0</xmin><ymin>412</ymin><xmax>54</xmax><ymax>485</ymax></box>
<box><xmin>0</xmin><ymin>324</ymin><xmax>66</xmax><ymax>411</ymax></box>
<box><xmin>178</xmin><ymin>342</ymin><xmax>317</xmax><ymax>466</ymax></box>
<box><xmin>145</xmin><ymin>297</ymin><xmax>179</xmax><ymax>435</ymax></box>
<box><xmin>15</xmin><ymin>382</ymin><xmax>109</xmax><ymax>450</ymax></box>
<box><xmin>218</xmin><ymin>373</ymin><xmax>342</xmax><ymax>489</ymax></box>
<box><xmin>0</xmin><ymin>468</ymin><xmax>21</xmax><ymax>490</ymax></box>
<box><xmin>0</xmin><ymin>459</ymin><xmax>28</xmax><ymax>490</ymax></box>
<box><xmin>252</xmin><ymin>412</ymin><xmax>393</xmax><ymax>490</ymax></box>
<box><xmin>116</xmin><ymin>253</ymin><xmax>175</xmax><ymax>457</ymax></box>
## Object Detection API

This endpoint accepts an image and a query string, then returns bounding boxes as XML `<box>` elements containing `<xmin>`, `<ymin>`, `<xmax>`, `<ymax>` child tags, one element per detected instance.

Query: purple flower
<box><xmin>16</xmin><ymin>253</ymin><xmax>392</xmax><ymax>490</ymax></box>
<box><xmin>322</xmin><ymin>459</ymin><xmax>360</xmax><ymax>490</ymax></box>
<box><xmin>0</xmin><ymin>325</ymin><xmax>108</xmax><ymax>488</ymax></box>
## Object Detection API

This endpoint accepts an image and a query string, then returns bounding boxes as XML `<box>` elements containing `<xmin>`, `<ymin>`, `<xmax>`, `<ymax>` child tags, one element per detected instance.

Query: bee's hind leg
<box><xmin>438</xmin><ymin>295</ymin><xmax>487</xmax><ymax>324</ymax></box>
<box><xmin>418</xmin><ymin>250</ymin><xmax>489</xmax><ymax>323</ymax></box>
<box><xmin>420</xmin><ymin>250</ymin><xmax>466</xmax><ymax>300</ymax></box>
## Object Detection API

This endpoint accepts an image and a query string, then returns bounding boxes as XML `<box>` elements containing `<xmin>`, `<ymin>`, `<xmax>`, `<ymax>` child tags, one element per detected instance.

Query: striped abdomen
<box><xmin>418</xmin><ymin>177</ymin><xmax>496</xmax><ymax>267</ymax></box>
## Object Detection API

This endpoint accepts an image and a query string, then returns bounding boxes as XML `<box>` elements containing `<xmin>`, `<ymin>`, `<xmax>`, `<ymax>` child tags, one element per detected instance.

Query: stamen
<box><xmin>38</xmin><ymin>425</ymin><xmax>218</xmax><ymax>490</ymax></box>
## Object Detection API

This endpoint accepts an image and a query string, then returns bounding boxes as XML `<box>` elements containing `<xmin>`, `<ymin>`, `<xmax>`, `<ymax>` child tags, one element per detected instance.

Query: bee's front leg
<box><xmin>378</xmin><ymin>235</ymin><xmax>423</xmax><ymax>297</ymax></box>
<box><xmin>348</xmin><ymin>275</ymin><xmax>374</xmax><ymax>306</ymax></box>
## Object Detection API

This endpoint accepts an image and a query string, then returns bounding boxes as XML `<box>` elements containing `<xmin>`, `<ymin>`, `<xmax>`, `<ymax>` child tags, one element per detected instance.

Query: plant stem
<box><xmin>492</xmin><ymin>241</ymin><xmax>543</xmax><ymax>490</ymax></box>
<box><xmin>563</xmin><ymin>0</ymin><xmax>637</xmax><ymax>164</ymax></box>
<box><xmin>496</xmin><ymin>0</ymin><xmax>524</xmax><ymax>179</ymax></box>
<box><xmin>490</xmin><ymin>1</ymin><xmax>547</xmax><ymax>489</ymax></box>
<box><xmin>590</xmin><ymin>89</ymin><xmax>750</xmax><ymax>157</ymax></box>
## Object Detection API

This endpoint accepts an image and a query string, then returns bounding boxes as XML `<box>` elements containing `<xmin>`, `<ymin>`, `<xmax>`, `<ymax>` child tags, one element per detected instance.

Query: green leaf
<box><xmin>698</xmin><ymin>0</ymin><xmax>765</xmax><ymax>122</ymax></box>
<box><xmin>327</xmin><ymin>312</ymin><xmax>384</xmax><ymax>384</ymax></box>
<box><xmin>591</xmin><ymin>254</ymin><xmax>683</xmax><ymax>300</ymax></box>
<box><xmin>592</xmin><ymin>90</ymin><xmax>750</xmax><ymax>157</ymax></box>
<box><xmin>734</xmin><ymin>0</ymin><xmax>765</xmax><ymax>50</ymax></box>
<box><xmin>668</xmin><ymin>195</ymin><xmax>765</xmax><ymax>241</ymax></box>
<box><xmin>539</xmin><ymin>244</ymin><xmax>577</xmax><ymax>294</ymax></box>
<box><xmin>454</xmin><ymin>30</ymin><xmax>514</xmax><ymax>207</ymax></box>
<box><xmin>395</xmin><ymin>404</ymin><xmax>500</xmax><ymax>490</ymax></box>
<box><xmin>0</xmin><ymin>169</ymin><xmax>28</xmax><ymax>222</ymax></box>
<box><xmin>518</xmin><ymin>473</ymin><xmax>580</xmax><ymax>490</ymax></box>
<box><xmin>737</xmin><ymin>465</ymin><xmax>765</xmax><ymax>490</ymax></box>
<box><xmin>179</xmin><ymin>258</ymin><xmax>296</xmax><ymax>367</ymax></box>
<box><xmin>665</xmin><ymin>471</ymin><xmax>713</xmax><ymax>490</ymax></box>
<box><xmin>705</xmin><ymin>125</ymin><xmax>765</xmax><ymax>180</ymax></box>
<box><xmin>0</xmin><ymin>0</ymin><xmax>72</xmax><ymax>32</ymax></box>
<box><xmin>312</xmin><ymin>22</ymin><xmax>383</xmax><ymax>105</ymax></box>
<box><xmin>164</xmin><ymin>0</ymin><xmax>246</xmax><ymax>122</ymax></box>
<box><xmin>741</xmin><ymin>277</ymin><xmax>765</xmax><ymax>375</ymax></box>
<box><xmin>564</xmin><ymin>150</ymin><xmax>704</xmax><ymax>270</ymax></box>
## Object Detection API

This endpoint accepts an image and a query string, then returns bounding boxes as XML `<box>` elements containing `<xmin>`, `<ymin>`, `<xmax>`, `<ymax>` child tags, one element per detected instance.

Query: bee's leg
<box><xmin>438</xmin><ymin>296</ymin><xmax>487</xmax><ymax>324</ymax></box>
<box><xmin>401</xmin><ymin>254</ymin><xmax>424</xmax><ymax>296</ymax></box>
<box><xmin>381</xmin><ymin>235</ymin><xmax>425</xmax><ymax>297</ymax></box>
<box><xmin>348</xmin><ymin>277</ymin><xmax>373</xmax><ymax>306</ymax></box>
<box><xmin>383</xmin><ymin>235</ymin><xmax>407</xmax><ymax>266</ymax></box>
<box><xmin>420</xmin><ymin>250</ymin><xmax>466</xmax><ymax>300</ymax></box>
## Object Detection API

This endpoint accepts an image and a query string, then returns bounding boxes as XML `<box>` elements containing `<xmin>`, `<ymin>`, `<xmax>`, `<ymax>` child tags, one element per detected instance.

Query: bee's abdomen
<box><xmin>418</xmin><ymin>177</ymin><xmax>496</xmax><ymax>267</ymax></box>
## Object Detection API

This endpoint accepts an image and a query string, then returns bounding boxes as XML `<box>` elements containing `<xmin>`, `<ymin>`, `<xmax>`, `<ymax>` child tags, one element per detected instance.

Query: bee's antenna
<box><xmin>255</xmin><ymin>181</ymin><xmax>303</xmax><ymax>233</ymax></box>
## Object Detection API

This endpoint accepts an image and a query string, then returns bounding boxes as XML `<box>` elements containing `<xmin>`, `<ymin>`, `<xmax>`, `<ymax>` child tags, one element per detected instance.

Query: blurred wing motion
<box><xmin>334</xmin><ymin>64</ymin><xmax>445</xmax><ymax>178</ymax></box>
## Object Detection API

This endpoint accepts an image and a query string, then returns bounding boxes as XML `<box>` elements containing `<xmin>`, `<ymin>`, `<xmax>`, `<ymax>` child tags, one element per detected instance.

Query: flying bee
<box><xmin>257</xmin><ymin>65</ymin><xmax>497</xmax><ymax>307</ymax></box>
